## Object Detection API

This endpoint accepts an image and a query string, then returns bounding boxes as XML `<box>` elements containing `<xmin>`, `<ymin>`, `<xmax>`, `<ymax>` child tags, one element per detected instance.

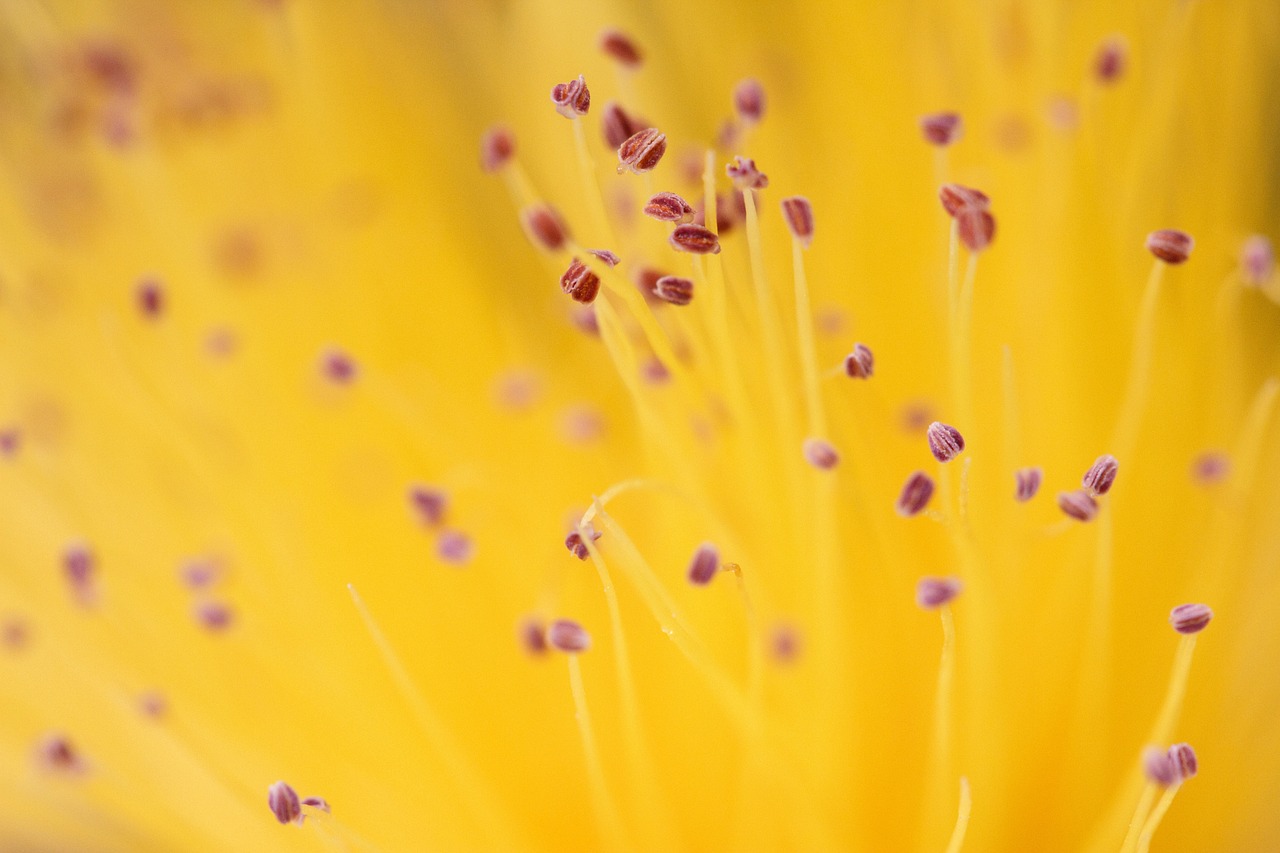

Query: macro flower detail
<box><xmin>3</xmin><ymin>3</ymin><xmax>1279</xmax><ymax>852</ymax></box>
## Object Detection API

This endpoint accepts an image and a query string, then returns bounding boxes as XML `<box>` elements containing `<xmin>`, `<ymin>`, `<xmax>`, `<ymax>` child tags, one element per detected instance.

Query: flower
<box><xmin>2</xmin><ymin>2</ymin><xmax>1279</xmax><ymax>851</ymax></box>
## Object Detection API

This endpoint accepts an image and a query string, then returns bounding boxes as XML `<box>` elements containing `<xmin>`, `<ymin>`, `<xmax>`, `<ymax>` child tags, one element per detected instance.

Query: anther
<box><xmin>479</xmin><ymin>126</ymin><xmax>515</xmax><ymax>173</ymax></box>
<box><xmin>560</xmin><ymin>258</ymin><xmax>601</xmax><ymax>304</ymax></box>
<box><xmin>1143</xmin><ymin>747</ymin><xmax>1179</xmax><ymax>787</ymax></box>
<box><xmin>437</xmin><ymin>529</ymin><xmax>473</xmax><ymax>566</ymax></box>
<box><xmin>957</xmin><ymin>207</ymin><xmax>996</xmax><ymax>252</ymax></box>
<box><xmin>320</xmin><ymin>348</ymin><xmax>357</xmax><ymax>384</ymax></box>
<box><xmin>1014</xmin><ymin>466</ymin><xmax>1043</xmax><ymax>502</ymax></box>
<box><xmin>1146</xmin><ymin>229</ymin><xmax>1194</xmax><ymax>265</ymax></box>
<box><xmin>600</xmin><ymin>101</ymin><xmax>645</xmax><ymax>149</ymax></box>
<box><xmin>938</xmin><ymin>184</ymin><xmax>991</xmax><ymax>217</ymax></box>
<box><xmin>641</xmin><ymin>357</ymin><xmax>670</xmax><ymax>384</ymax></box>
<box><xmin>1093</xmin><ymin>35</ymin><xmax>1128</xmax><ymax>85</ymax></box>
<box><xmin>565</xmin><ymin>527</ymin><xmax>602</xmax><ymax>560</ymax></box>
<box><xmin>63</xmin><ymin>543</ymin><xmax>94</xmax><ymax>595</ymax></box>
<box><xmin>687</xmin><ymin>543</ymin><xmax>720</xmax><ymax>586</ymax></box>
<box><xmin>669</xmin><ymin>224</ymin><xmax>721</xmax><ymax>255</ymax></box>
<box><xmin>803</xmin><ymin>437</ymin><xmax>840</xmax><ymax>471</ymax></box>
<box><xmin>616</xmin><ymin>127</ymin><xmax>667</xmax><ymax>174</ymax></box>
<box><xmin>926</xmin><ymin>422</ymin><xmax>965</xmax><ymax>462</ymax></box>
<box><xmin>138</xmin><ymin>691</ymin><xmax>167</xmax><ymax>719</ymax></box>
<box><xmin>652</xmin><ymin>275</ymin><xmax>694</xmax><ymax>306</ymax></box>
<box><xmin>408</xmin><ymin>485</ymin><xmax>447</xmax><ymax>526</ymax></box>
<box><xmin>587</xmin><ymin>248</ymin><xmax>620</xmax><ymax>267</ymax></box>
<box><xmin>268</xmin><ymin>780</ymin><xmax>303</xmax><ymax>825</ymax></box>
<box><xmin>733</xmin><ymin>78</ymin><xmax>766</xmax><ymax>125</ymax></box>
<box><xmin>896</xmin><ymin>471</ymin><xmax>936</xmax><ymax>517</ymax></box>
<box><xmin>0</xmin><ymin>428</ymin><xmax>19</xmax><ymax>458</ymax></box>
<box><xmin>302</xmin><ymin>797</ymin><xmax>331</xmax><ymax>814</ymax></box>
<box><xmin>780</xmin><ymin>197</ymin><xmax>814</xmax><ymax>248</ymax></box>
<box><xmin>571</xmin><ymin>305</ymin><xmax>599</xmax><ymax>336</ymax></box>
<box><xmin>546</xmin><ymin>618</ymin><xmax>591</xmax><ymax>653</ymax></box>
<box><xmin>844</xmin><ymin>343</ymin><xmax>874</xmax><ymax>379</ymax></box>
<box><xmin>916</xmin><ymin>576</ymin><xmax>962</xmax><ymax>609</ymax></box>
<box><xmin>550</xmin><ymin>75</ymin><xmax>590</xmax><ymax>119</ymax></box>
<box><xmin>644</xmin><ymin>192</ymin><xmax>695</xmax><ymax>223</ymax></box>
<box><xmin>598</xmin><ymin>29</ymin><xmax>642</xmax><ymax>68</ymax></box>
<box><xmin>522</xmin><ymin>204</ymin><xmax>570</xmax><ymax>252</ymax></box>
<box><xmin>770</xmin><ymin>622</ymin><xmax>801</xmax><ymax>662</ymax></box>
<box><xmin>520</xmin><ymin>617</ymin><xmax>548</xmax><ymax>655</ymax></box>
<box><xmin>726</xmin><ymin>156</ymin><xmax>768</xmax><ymax>190</ymax></box>
<box><xmin>1168</xmin><ymin>743</ymin><xmax>1198</xmax><ymax>780</ymax></box>
<box><xmin>1169</xmin><ymin>603</ymin><xmax>1212</xmax><ymax>635</ymax></box>
<box><xmin>1190</xmin><ymin>451</ymin><xmax>1229</xmax><ymax>485</ymax></box>
<box><xmin>1240</xmin><ymin>235</ymin><xmax>1274</xmax><ymax>286</ymax></box>
<box><xmin>136</xmin><ymin>277</ymin><xmax>164</xmax><ymax>318</ymax></box>
<box><xmin>920</xmin><ymin>112</ymin><xmax>963</xmax><ymax>146</ymax></box>
<box><xmin>1082</xmin><ymin>454</ymin><xmax>1119</xmax><ymax>496</ymax></box>
<box><xmin>180</xmin><ymin>558</ymin><xmax>220</xmax><ymax>590</ymax></box>
<box><xmin>1057</xmin><ymin>489</ymin><xmax>1098</xmax><ymax>522</ymax></box>
<box><xmin>36</xmin><ymin>734</ymin><xmax>84</xmax><ymax>773</ymax></box>
<box><xmin>194</xmin><ymin>600</ymin><xmax>234</xmax><ymax>631</ymax></box>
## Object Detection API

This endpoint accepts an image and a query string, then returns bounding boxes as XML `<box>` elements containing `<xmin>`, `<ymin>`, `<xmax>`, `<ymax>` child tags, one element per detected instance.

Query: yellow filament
<box><xmin>567</xmin><ymin>654</ymin><xmax>628</xmax><ymax>852</ymax></box>
<box><xmin>1110</xmin><ymin>261</ymin><xmax>1167</xmax><ymax>462</ymax></box>
<box><xmin>935</xmin><ymin>604</ymin><xmax>958</xmax><ymax>777</ymax></box>
<box><xmin>951</xmin><ymin>252</ymin><xmax>979</xmax><ymax>433</ymax></box>
<box><xmin>346</xmin><ymin>585</ymin><xmax>519</xmax><ymax>851</ymax></box>
<box><xmin>943</xmin><ymin>776</ymin><xmax>972</xmax><ymax>853</ymax></box>
<box><xmin>1120</xmin><ymin>782</ymin><xmax>1159</xmax><ymax>853</ymax></box>
<box><xmin>570</xmin><ymin>116</ymin><xmax>616</xmax><ymax>246</ymax></box>
<box><xmin>791</xmin><ymin>237</ymin><xmax>826</xmax><ymax>437</ymax></box>
<box><xmin>1134</xmin><ymin>783</ymin><xmax>1182</xmax><ymax>853</ymax></box>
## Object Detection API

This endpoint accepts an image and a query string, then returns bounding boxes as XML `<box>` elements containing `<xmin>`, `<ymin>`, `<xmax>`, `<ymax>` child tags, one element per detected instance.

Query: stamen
<box><xmin>1094</xmin><ymin>35</ymin><xmax>1128</xmax><ymax>85</ymax></box>
<box><xmin>521</xmin><ymin>204</ymin><xmax>570</xmax><ymax>251</ymax></box>
<box><xmin>479</xmin><ymin>126</ymin><xmax>515</xmax><ymax>173</ymax></box>
<box><xmin>956</xmin><ymin>208</ymin><xmax>996</xmax><ymax>253</ymax></box>
<box><xmin>601</xmin><ymin>102</ymin><xmax>645</xmax><ymax>149</ymax></box>
<box><xmin>571</xmin><ymin>305</ymin><xmax>600</xmax><ymax>336</ymax></box>
<box><xmin>194</xmin><ymin>600</ymin><xmax>234</xmax><ymax>631</ymax></box>
<box><xmin>36</xmin><ymin>734</ymin><xmax>85</xmax><ymax>774</ymax></box>
<box><xmin>802</xmin><ymin>437</ymin><xmax>840</xmax><ymax>471</ymax></box>
<box><xmin>896</xmin><ymin>471</ymin><xmax>936</xmax><ymax>517</ymax></box>
<box><xmin>1168</xmin><ymin>603</ymin><xmax>1212</xmax><ymax>635</ymax></box>
<box><xmin>302</xmin><ymin>797</ymin><xmax>331</xmax><ymax>814</ymax></box>
<box><xmin>1145</xmin><ymin>229</ymin><xmax>1194</xmax><ymax>265</ymax></box>
<box><xmin>780</xmin><ymin>196</ymin><xmax>814</xmax><ymax>247</ymax></box>
<box><xmin>1169</xmin><ymin>743</ymin><xmax>1197</xmax><ymax>780</ymax></box>
<box><xmin>519</xmin><ymin>618</ymin><xmax>548</xmax><ymax>655</ymax></box>
<box><xmin>916</xmin><ymin>576</ymin><xmax>962</xmax><ymax>609</ymax></box>
<box><xmin>63</xmin><ymin>543</ymin><xmax>95</xmax><ymax>603</ymax></box>
<box><xmin>770</xmin><ymin>623</ymin><xmax>801</xmax><ymax>663</ymax></box>
<box><xmin>565</xmin><ymin>527</ymin><xmax>602</xmax><ymax>560</ymax></box>
<box><xmin>560</xmin><ymin>258</ymin><xmax>602</xmax><ymax>304</ymax></box>
<box><xmin>1014</xmin><ymin>466</ymin><xmax>1042</xmax><ymax>502</ymax></box>
<box><xmin>733</xmin><ymin>78</ymin><xmax>766</xmax><ymax>126</ymax></box>
<box><xmin>0</xmin><ymin>428</ymin><xmax>19</xmax><ymax>458</ymax></box>
<box><xmin>1190</xmin><ymin>451</ymin><xmax>1229</xmax><ymax>485</ymax></box>
<box><xmin>138</xmin><ymin>691</ymin><xmax>167</xmax><ymax>719</ymax></box>
<box><xmin>268</xmin><ymin>780</ymin><xmax>303</xmax><ymax>826</ymax></box>
<box><xmin>320</xmin><ymin>348</ymin><xmax>357</xmax><ymax>384</ymax></box>
<box><xmin>587</xmin><ymin>248</ymin><xmax>620</xmax><ymax>267</ymax></box>
<box><xmin>135</xmin><ymin>277</ymin><xmax>164</xmax><ymax>318</ymax></box>
<box><xmin>686</xmin><ymin>543</ymin><xmax>720</xmax><ymax>586</ymax></box>
<box><xmin>643</xmin><ymin>192</ymin><xmax>695</xmax><ymax>223</ymax></box>
<box><xmin>669</xmin><ymin>224</ymin><xmax>721</xmax><ymax>255</ymax></box>
<box><xmin>1082</xmin><ymin>454</ymin><xmax>1120</xmax><ymax>496</ymax></box>
<box><xmin>920</xmin><ymin>112</ymin><xmax>963</xmax><ymax>147</ymax></box>
<box><xmin>1056</xmin><ymin>489</ymin><xmax>1098</xmax><ymax>522</ymax></box>
<box><xmin>844</xmin><ymin>343</ymin><xmax>874</xmax><ymax>379</ymax></box>
<box><xmin>944</xmin><ymin>777</ymin><xmax>972</xmax><ymax>853</ymax></box>
<box><xmin>550</xmin><ymin>75</ymin><xmax>591</xmax><ymax>119</ymax></box>
<box><xmin>408</xmin><ymin>485</ymin><xmax>447</xmax><ymax>526</ymax></box>
<box><xmin>547</xmin><ymin>618</ymin><xmax>591</xmax><ymax>653</ymax></box>
<box><xmin>437</xmin><ymin>529</ymin><xmax>474</xmax><ymax>566</ymax></box>
<box><xmin>927</xmin><ymin>422</ymin><xmax>965</xmax><ymax>462</ymax></box>
<box><xmin>180</xmin><ymin>558</ymin><xmax>221</xmax><ymax>589</ymax></box>
<box><xmin>1143</xmin><ymin>747</ymin><xmax>1179</xmax><ymax>787</ymax></box>
<box><xmin>617</xmin><ymin>127</ymin><xmax>667</xmax><ymax>174</ymax></box>
<box><xmin>938</xmin><ymin>184</ymin><xmax>990</xmax><ymax>217</ymax></box>
<box><xmin>652</xmin><ymin>275</ymin><xmax>694</xmax><ymax>306</ymax></box>
<box><xmin>726</xmin><ymin>156</ymin><xmax>768</xmax><ymax>190</ymax></box>
<box><xmin>598</xmin><ymin>29</ymin><xmax>642</xmax><ymax>68</ymax></box>
<box><xmin>1135</xmin><ymin>745</ymin><xmax>1197</xmax><ymax>853</ymax></box>
<box><xmin>1240</xmin><ymin>234</ymin><xmax>1274</xmax><ymax>285</ymax></box>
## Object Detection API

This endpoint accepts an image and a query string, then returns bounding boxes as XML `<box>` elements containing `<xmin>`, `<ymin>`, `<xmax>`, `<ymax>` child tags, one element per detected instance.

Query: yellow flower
<box><xmin>2</xmin><ymin>1</ymin><xmax>1278</xmax><ymax>851</ymax></box>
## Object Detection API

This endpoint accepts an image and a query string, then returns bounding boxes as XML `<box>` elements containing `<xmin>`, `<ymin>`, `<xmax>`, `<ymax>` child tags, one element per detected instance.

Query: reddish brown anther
<box><xmin>1169</xmin><ymin>743</ymin><xmax>1198</xmax><ymax>780</ymax></box>
<box><xmin>522</xmin><ymin>204</ymin><xmax>569</xmax><ymax>252</ymax></box>
<box><xmin>845</xmin><ymin>343</ymin><xmax>874</xmax><ymax>379</ymax></box>
<box><xmin>653</xmin><ymin>275</ymin><xmax>694</xmax><ymax>306</ymax></box>
<box><xmin>927</xmin><ymin>422</ymin><xmax>965</xmax><ymax>462</ymax></box>
<box><xmin>896</xmin><ymin>471</ymin><xmax>935</xmax><ymax>517</ymax></box>
<box><xmin>268</xmin><ymin>781</ymin><xmax>303</xmax><ymax>825</ymax></box>
<box><xmin>1241</xmin><ymin>235</ymin><xmax>1275</xmax><ymax>285</ymax></box>
<box><xmin>1144</xmin><ymin>747</ymin><xmax>1179</xmax><ymax>787</ymax></box>
<box><xmin>136</xmin><ymin>277</ymin><xmax>164</xmax><ymax>318</ymax></box>
<box><xmin>1082</xmin><ymin>454</ymin><xmax>1119</xmax><ymax>496</ymax></box>
<box><xmin>726</xmin><ymin>155</ymin><xmax>768</xmax><ymax>190</ymax></box>
<box><xmin>64</xmin><ymin>544</ymin><xmax>94</xmax><ymax>591</ymax></box>
<box><xmin>598</xmin><ymin>29</ymin><xmax>642</xmax><ymax>68</ymax></box>
<box><xmin>1057</xmin><ymin>489</ymin><xmax>1098</xmax><ymax>522</ymax></box>
<box><xmin>565</xmin><ymin>527</ymin><xmax>602</xmax><ymax>560</ymax></box>
<box><xmin>194</xmin><ymin>600</ymin><xmax>234</xmax><ymax>631</ymax></box>
<box><xmin>302</xmin><ymin>797</ymin><xmax>331</xmax><ymax>814</ymax></box>
<box><xmin>916</xmin><ymin>576</ymin><xmax>962</xmax><ymax>609</ymax></box>
<box><xmin>733</xmin><ymin>78</ymin><xmax>765</xmax><ymax>125</ymax></box>
<box><xmin>1014</xmin><ymin>466</ymin><xmax>1043</xmax><ymax>502</ymax></box>
<box><xmin>180</xmin><ymin>558</ymin><xmax>220</xmax><ymax>590</ymax></box>
<box><xmin>437</xmin><ymin>529</ymin><xmax>473</xmax><ymax>566</ymax></box>
<box><xmin>617</xmin><ymin>127</ymin><xmax>667</xmax><ymax>174</ymax></box>
<box><xmin>957</xmin><ymin>207</ymin><xmax>996</xmax><ymax>252</ymax></box>
<box><xmin>781</xmin><ymin>197</ymin><xmax>815</xmax><ymax>247</ymax></box>
<box><xmin>600</xmin><ymin>101</ymin><xmax>645</xmax><ymax>149</ymax></box>
<box><xmin>669</xmin><ymin>224</ymin><xmax>721</xmax><ymax>255</ymax></box>
<box><xmin>1094</xmin><ymin>36</ymin><xmax>1128</xmax><ymax>85</ymax></box>
<box><xmin>479</xmin><ymin>126</ymin><xmax>515</xmax><ymax>173</ymax></box>
<box><xmin>644</xmin><ymin>192</ymin><xmax>695</xmax><ymax>223</ymax></box>
<box><xmin>920</xmin><ymin>112</ymin><xmax>963</xmax><ymax>146</ymax></box>
<box><xmin>320</xmin><ymin>348</ymin><xmax>357</xmax><ymax>384</ymax></box>
<box><xmin>547</xmin><ymin>618</ymin><xmax>591</xmax><ymax>653</ymax></box>
<box><xmin>37</xmin><ymin>734</ymin><xmax>84</xmax><ymax>773</ymax></box>
<box><xmin>560</xmin><ymin>258</ymin><xmax>601</xmax><ymax>304</ymax></box>
<box><xmin>1146</xmin><ymin>229</ymin><xmax>1194</xmax><ymax>264</ymax></box>
<box><xmin>587</xmin><ymin>249</ymin><xmax>620</xmax><ymax>267</ymax></box>
<box><xmin>408</xmin><ymin>485</ymin><xmax>447</xmax><ymax>526</ymax></box>
<box><xmin>550</xmin><ymin>75</ymin><xmax>590</xmax><ymax>119</ymax></box>
<box><xmin>1169</xmin><ymin>603</ymin><xmax>1213</xmax><ymax>635</ymax></box>
<box><xmin>803</xmin><ymin>437</ymin><xmax>840</xmax><ymax>471</ymax></box>
<box><xmin>938</xmin><ymin>184</ymin><xmax>991</xmax><ymax>217</ymax></box>
<box><xmin>687</xmin><ymin>543</ymin><xmax>720</xmax><ymax>586</ymax></box>
<box><xmin>520</xmin><ymin>618</ymin><xmax>548</xmax><ymax>655</ymax></box>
